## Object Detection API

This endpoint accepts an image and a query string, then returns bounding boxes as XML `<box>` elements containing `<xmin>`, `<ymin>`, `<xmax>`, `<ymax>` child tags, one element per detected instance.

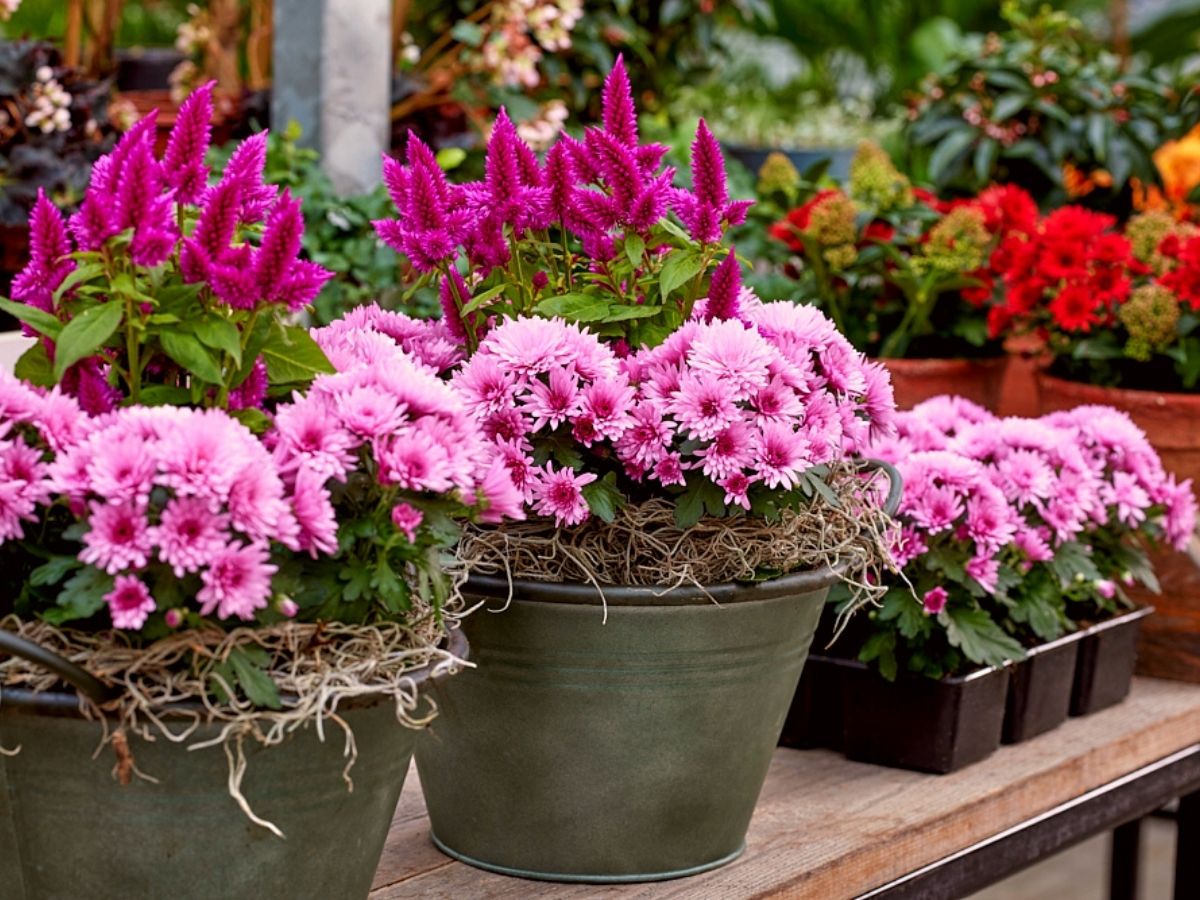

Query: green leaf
<box><xmin>603</xmin><ymin>304</ymin><xmax>663</xmax><ymax>323</ymax></box>
<box><xmin>927</xmin><ymin>130</ymin><xmax>975</xmax><ymax>185</ymax></box>
<box><xmin>51</xmin><ymin>263</ymin><xmax>105</xmax><ymax>303</ymax></box>
<box><xmin>192</xmin><ymin>317</ymin><xmax>243</xmax><ymax>366</ymax></box>
<box><xmin>460</xmin><ymin>283</ymin><xmax>507</xmax><ymax>317</ymax></box>
<box><xmin>991</xmin><ymin>92</ymin><xmax>1029</xmax><ymax>122</ymax></box>
<box><xmin>659</xmin><ymin>250</ymin><xmax>704</xmax><ymax>299</ymax></box>
<box><xmin>624</xmin><ymin>234</ymin><xmax>645</xmax><ymax>268</ymax></box>
<box><xmin>230</xmin><ymin>407</ymin><xmax>272</xmax><ymax>434</ymax></box>
<box><xmin>29</xmin><ymin>556</ymin><xmax>81</xmax><ymax>587</ymax></box>
<box><xmin>535</xmin><ymin>293</ymin><xmax>613</xmax><ymax>322</ymax></box>
<box><xmin>0</xmin><ymin>297</ymin><xmax>62</xmax><ymax>339</ymax></box>
<box><xmin>160</xmin><ymin>331</ymin><xmax>225</xmax><ymax>385</ymax></box>
<box><xmin>673</xmin><ymin>477</ymin><xmax>725</xmax><ymax>528</ymax></box>
<box><xmin>582</xmin><ymin>472</ymin><xmax>626</xmax><ymax>524</ymax></box>
<box><xmin>1049</xmin><ymin>541</ymin><xmax>1101</xmax><ymax>586</ymax></box>
<box><xmin>228</xmin><ymin>647</ymin><xmax>282</xmax><ymax>710</ymax></box>
<box><xmin>53</xmin><ymin>302</ymin><xmax>124</xmax><ymax>381</ymax></box>
<box><xmin>943</xmin><ymin>605</ymin><xmax>1024</xmax><ymax>667</ymax></box>
<box><xmin>43</xmin><ymin>567</ymin><xmax>113</xmax><ymax>625</ymax></box>
<box><xmin>973</xmin><ymin>138</ymin><xmax>999</xmax><ymax>185</ymax></box>
<box><xmin>13</xmin><ymin>342</ymin><xmax>55</xmax><ymax>387</ymax></box>
<box><xmin>261</xmin><ymin>323</ymin><xmax>335</xmax><ymax>385</ymax></box>
<box><xmin>139</xmin><ymin>385</ymin><xmax>192</xmax><ymax>406</ymax></box>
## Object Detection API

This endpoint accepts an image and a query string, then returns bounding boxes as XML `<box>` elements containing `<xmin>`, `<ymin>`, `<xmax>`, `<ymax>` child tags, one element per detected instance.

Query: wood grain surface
<box><xmin>371</xmin><ymin>677</ymin><xmax>1200</xmax><ymax>899</ymax></box>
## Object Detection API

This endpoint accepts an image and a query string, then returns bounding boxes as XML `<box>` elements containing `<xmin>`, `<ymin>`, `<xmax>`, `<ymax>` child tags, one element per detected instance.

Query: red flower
<box><xmin>1048</xmin><ymin>283</ymin><xmax>1102</xmax><ymax>331</ymax></box>
<box><xmin>973</xmin><ymin>184</ymin><xmax>1039</xmax><ymax>237</ymax></box>
<box><xmin>1158</xmin><ymin>234</ymin><xmax>1200</xmax><ymax>310</ymax></box>
<box><xmin>862</xmin><ymin>220</ymin><xmax>895</xmax><ymax>244</ymax></box>
<box><xmin>770</xmin><ymin>189</ymin><xmax>844</xmax><ymax>252</ymax></box>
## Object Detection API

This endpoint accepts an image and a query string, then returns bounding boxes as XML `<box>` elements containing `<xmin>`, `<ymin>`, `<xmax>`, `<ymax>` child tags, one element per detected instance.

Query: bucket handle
<box><xmin>862</xmin><ymin>458</ymin><xmax>903</xmax><ymax>517</ymax></box>
<box><xmin>0</xmin><ymin>630</ymin><xmax>117</xmax><ymax>706</ymax></box>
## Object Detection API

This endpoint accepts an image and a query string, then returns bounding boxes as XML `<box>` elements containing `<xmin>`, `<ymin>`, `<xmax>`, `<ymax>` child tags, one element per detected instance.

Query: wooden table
<box><xmin>371</xmin><ymin>677</ymin><xmax>1200</xmax><ymax>899</ymax></box>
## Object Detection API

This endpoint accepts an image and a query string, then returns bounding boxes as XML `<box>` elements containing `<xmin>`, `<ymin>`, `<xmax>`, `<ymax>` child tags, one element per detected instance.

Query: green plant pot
<box><xmin>0</xmin><ymin>628</ymin><xmax>466</xmax><ymax>900</ymax></box>
<box><xmin>415</xmin><ymin>568</ymin><xmax>840</xmax><ymax>883</ymax></box>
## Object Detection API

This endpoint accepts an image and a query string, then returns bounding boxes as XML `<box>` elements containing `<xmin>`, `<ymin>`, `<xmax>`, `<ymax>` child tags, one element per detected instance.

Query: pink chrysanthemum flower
<box><xmin>531</xmin><ymin>463</ymin><xmax>596</xmax><ymax>527</ymax></box>
<box><xmin>391</xmin><ymin>502</ymin><xmax>424</xmax><ymax>543</ymax></box>
<box><xmin>197</xmin><ymin>542</ymin><xmax>277</xmax><ymax>620</ymax></box>
<box><xmin>669</xmin><ymin>371</ymin><xmax>740</xmax><ymax>441</ymax></box>
<box><xmin>105</xmin><ymin>575</ymin><xmax>157</xmax><ymax>630</ymax></box>
<box><xmin>153</xmin><ymin>496</ymin><xmax>230</xmax><ymax>577</ymax></box>
<box><xmin>79</xmin><ymin>502</ymin><xmax>152</xmax><ymax>574</ymax></box>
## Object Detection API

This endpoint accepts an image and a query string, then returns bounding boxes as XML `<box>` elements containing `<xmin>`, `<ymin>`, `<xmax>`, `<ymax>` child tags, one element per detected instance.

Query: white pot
<box><xmin>0</xmin><ymin>331</ymin><xmax>35</xmax><ymax>375</ymax></box>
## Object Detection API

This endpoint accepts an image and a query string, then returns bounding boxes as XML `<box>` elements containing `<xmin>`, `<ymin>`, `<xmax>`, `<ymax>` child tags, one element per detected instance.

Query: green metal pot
<box><xmin>415</xmin><ymin>566</ymin><xmax>842</xmax><ymax>882</ymax></box>
<box><xmin>0</xmin><ymin>627</ymin><xmax>467</xmax><ymax>900</ymax></box>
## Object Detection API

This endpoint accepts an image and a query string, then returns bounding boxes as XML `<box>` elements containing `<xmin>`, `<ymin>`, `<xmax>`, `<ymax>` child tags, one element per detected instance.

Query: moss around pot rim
<box><xmin>463</xmin><ymin>560</ymin><xmax>850</xmax><ymax>607</ymax></box>
<box><xmin>0</xmin><ymin>625</ymin><xmax>469</xmax><ymax>716</ymax></box>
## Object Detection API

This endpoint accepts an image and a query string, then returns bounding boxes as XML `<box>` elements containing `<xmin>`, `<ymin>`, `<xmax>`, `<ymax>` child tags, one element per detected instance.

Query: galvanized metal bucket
<box><xmin>0</xmin><ymin>627</ymin><xmax>467</xmax><ymax>900</ymax></box>
<box><xmin>415</xmin><ymin>569</ymin><xmax>839</xmax><ymax>882</ymax></box>
<box><xmin>416</xmin><ymin>461</ymin><xmax>901</xmax><ymax>883</ymax></box>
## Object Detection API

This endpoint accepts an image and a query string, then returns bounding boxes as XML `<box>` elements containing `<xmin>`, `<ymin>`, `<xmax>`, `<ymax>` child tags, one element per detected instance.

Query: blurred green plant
<box><xmin>1</xmin><ymin>0</ymin><xmax>188</xmax><ymax>48</ymax></box>
<box><xmin>899</xmin><ymin>1</ymin><xmax>1200</xmax><ymax>216</ymax></box>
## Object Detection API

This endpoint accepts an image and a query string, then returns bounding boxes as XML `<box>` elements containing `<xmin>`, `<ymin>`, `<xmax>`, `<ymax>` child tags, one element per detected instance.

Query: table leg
<box><xmin>1177</xmin><ymin>790</ymin><xmax>1200</xmax><ymax>900</ymax></box>
<box><xmin>1110</xmin><ymin>818</ymin><xmax>1142</xmax><ymax>900</ymax></box>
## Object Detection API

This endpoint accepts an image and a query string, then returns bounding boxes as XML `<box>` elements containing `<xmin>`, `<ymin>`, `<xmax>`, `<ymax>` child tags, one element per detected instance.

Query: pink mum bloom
<box><xmin>80</xmin><ymin>502</ymin><xmax>151</xmax><ymax>574</ymax></box>
<box><xmin>698</xmin><ymin>420</ymin><xmax>755</xmax><ymax>481</ymax></box>
<box><xmin>531</xmin><ymin>463</ymin><xmax>596</xmax><ymax>526</ymax></box>
<box><xmin>153</xmin><ymin>496</ymin><xmax>230</xmax><ymax>577</ymax></box>
<box><xmin>292</xmin><ymin>467</ymin><xmax>338</xmax><ymax>557</ymax></box>
<box><xmin>377</xmin><ymin>429</ymin><xmax>453</xmax><ymax>493</ymax></box>
<box><xmin>720</xmin><ymin>471</ymin><xmax>754</xmax><ymax>511</ymax></box>
<box><xmin>525</xmin><ymin>367</ymin><xmax>582</xmax><ymax>431</ymax></box>
<box><xmin>105</xmin><ymin>575</ymin><xmax>157</xmax><ymax>630</ymax></box>
<box><xmin>669</xmin><ymin>371</ymin><xmax>739</xmax><ymax>441</ymax></box>
<box><xmin>197</xmin><ymin>542</ymin><xmax>277</xmax><ymax>620</ymax></box>
<box><xmin>391</xmin><ymin>502</ymin><xmax>424</xmax><ymax>542</ymax></box>
<box><xmin>476</xmin><ymin>456</ymin><xmax>526</xmax><ymax>524</ymax></box>
<box><xmin>653</xmin><ymin>452</ymin><xmax>686</xmax><ymax>487</ymax></box>
<box><xmin>754</xmin><ymin>422</ymin><xmax>810</xmax><ymax>489</ymax></box>
<box><xmin>922</xmin><ymin>586</ymin><xmax>948</xmax><ymax>615</ymax></box>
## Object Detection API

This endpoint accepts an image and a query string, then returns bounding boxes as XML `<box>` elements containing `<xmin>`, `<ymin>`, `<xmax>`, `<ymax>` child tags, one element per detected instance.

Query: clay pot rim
<box><xmin>876</xmin><ymin>355</ymin><xmax>1008</xmax><ymax>373</ymax></box>
<box><xmin>1036</xmin><ymin>370</ymin><xmax>1200</xmax><ymax>408</ymax></box>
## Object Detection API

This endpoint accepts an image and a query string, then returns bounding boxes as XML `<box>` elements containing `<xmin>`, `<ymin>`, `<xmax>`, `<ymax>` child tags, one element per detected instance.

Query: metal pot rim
<box><xmin>464</xmin><ymin>558</ymin><xmax>850</xmax><ymax>607</ymax></box>
<box><xmin>0</xmin><ymin>626</ymin><xmax>468</xmax><ymax>717</ymax></box>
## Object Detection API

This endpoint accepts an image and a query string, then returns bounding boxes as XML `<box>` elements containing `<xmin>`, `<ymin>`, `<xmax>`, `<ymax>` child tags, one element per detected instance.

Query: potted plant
<box><xmin>372</xmin><ymin>58</ymin><xmax>901</xmax><ymax>882</ymax></box>
<box><xmin>0</xmin><ymin>38</ymin><xmax>118</xmax><ymax>349</ymax></box>
<box><xmin>769</xmin><ymin>143</ymin><xmax>1038</xmax><ymax>409</ymax></box>
<box><xmin>807</xmin><ymin>394</ymin><xmax>1194</xmax><ymax>771</ymax></box>
<box><xmin>899</xmin><ymin>3</ymin><xmax>1198</xmax><ymax>217</ymax></box>
<box><xmin>991</xmin><ymin>202</ymin><xmax>1200</xmax><ymax>682</ymax></box>
<box><xmin>0</xmin><ymin>86</ymin><xmax>521</xmax><ymax>898</ymax></box>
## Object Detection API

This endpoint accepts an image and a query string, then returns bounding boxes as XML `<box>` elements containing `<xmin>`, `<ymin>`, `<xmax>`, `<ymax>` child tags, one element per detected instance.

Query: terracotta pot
<box><xmin>878</xmin><ymin>356</ymin><xmax>1009</xmax><ymax>411</ymax></box>
<box><xmin>1036</xmin><ymin>371</ymin><xmax>1200</xmax><ymax>683</ymax></box>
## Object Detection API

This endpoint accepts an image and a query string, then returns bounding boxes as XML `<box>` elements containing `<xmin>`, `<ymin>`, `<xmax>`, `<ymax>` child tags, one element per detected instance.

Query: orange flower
<box><xmin>1062</xmin><ymin>162</ymin><xmax>1113</xmax><ymax>198</ymax></box>
<box><xmin>1154</xmin><ymin>124</ymin><xmax>1200</xmax><ymax>207</ymax></box>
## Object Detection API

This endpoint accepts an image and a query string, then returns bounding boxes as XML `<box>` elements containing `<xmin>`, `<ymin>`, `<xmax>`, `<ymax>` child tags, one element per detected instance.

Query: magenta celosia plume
<box><xmin>372</xmin><ymin>54</ymin><xmax>744</xmax><ymax>287</ymax></box>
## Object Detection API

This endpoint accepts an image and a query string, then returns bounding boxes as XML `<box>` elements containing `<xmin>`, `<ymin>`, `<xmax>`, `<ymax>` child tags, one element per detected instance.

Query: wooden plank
<box><xmin>371</xmin><ymin>677</ymin><xmax>1200</xmax><ymax>899</ymax></box>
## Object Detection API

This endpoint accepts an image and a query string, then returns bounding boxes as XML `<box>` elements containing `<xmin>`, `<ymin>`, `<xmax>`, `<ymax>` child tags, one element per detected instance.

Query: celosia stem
<box><xmin>560</xmin><ymin>226</ymin><xmax>573</xmax><ymax>290</ymax></box>
<box><xmin>123</xmin><ymin>282</ymin><xmax>140</xmax><ymax>404</ymax></box>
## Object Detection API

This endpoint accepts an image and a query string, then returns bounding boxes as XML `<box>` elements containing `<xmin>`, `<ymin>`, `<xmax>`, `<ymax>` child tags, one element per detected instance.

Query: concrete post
<box><xmin>272</xmin><ymin>0</ymin><xmax>391</xmax><ymax>196</ymax></box>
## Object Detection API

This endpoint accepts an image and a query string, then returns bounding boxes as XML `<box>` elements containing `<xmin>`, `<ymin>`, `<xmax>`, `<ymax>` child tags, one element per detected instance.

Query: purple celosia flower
<box><xmin>702</xmin><ymin>250</ymin><xmax>742</xmax><ymax>321</ymax></box>
<box><xmin>11</xmin><ymin>190</ymin><xmax>75</xmax><ymax>320</ymax></box>
<box><xmin>161</xmin><ymin>80</ymin><xmax>214</xmax><ymax>204</ymax></box>
<box><xmin>672</xmin><ymin>119</ymin><xmax>754</xmax><ymax>244</ymax></box>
